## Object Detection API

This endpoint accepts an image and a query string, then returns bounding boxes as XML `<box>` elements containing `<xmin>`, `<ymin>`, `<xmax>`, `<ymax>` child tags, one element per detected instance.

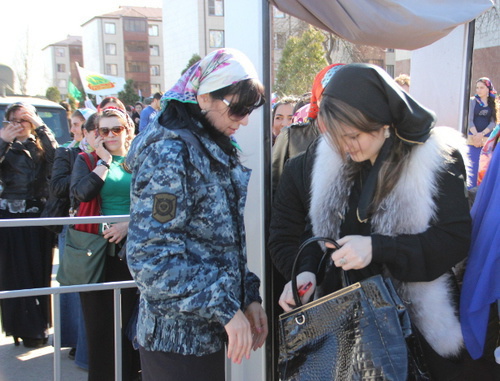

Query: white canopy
<box><xmin>269</xmin><ymin>0</ymin><xmax>493</xmax><ymax>49</ymax></box>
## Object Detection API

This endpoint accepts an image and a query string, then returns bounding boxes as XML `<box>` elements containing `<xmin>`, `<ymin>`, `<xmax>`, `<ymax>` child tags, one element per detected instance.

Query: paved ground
<box><xmin>0</xmin><ymin>248</ymin><xmax>87</xmax><ymax>381</ymax></box>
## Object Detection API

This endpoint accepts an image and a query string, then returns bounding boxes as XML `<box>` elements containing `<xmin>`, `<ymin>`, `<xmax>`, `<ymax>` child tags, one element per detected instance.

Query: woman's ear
<box><xmin>196</xmin><ymin>94</ymin><xmax>212</xmax><ymax>111</ymax></box>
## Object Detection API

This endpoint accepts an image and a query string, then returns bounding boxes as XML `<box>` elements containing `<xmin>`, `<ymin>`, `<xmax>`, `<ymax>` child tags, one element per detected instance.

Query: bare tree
<box><xmin>475</xmin><ymin>0</ymin><xmax>499</xmax><ymax>32</ymax></box>
<box><xmin>318</xmin><ymin>29</ymin><xmax>363</xmax><ymax>65</ymax></box>
<box><xmin>15</xmin><ymin>27</ymin><xmax>34</xmax><ymax>95</ymax></box>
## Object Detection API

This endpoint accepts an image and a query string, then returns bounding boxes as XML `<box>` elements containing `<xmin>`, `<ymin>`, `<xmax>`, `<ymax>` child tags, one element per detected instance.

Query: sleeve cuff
<box><xmin>371</xmin><ymin>234</ymin><xmax>396</xmax><ymax>264</ymax></box>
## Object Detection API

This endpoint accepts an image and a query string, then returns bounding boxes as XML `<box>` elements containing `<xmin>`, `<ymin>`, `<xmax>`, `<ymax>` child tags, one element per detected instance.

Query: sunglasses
<box><xmin>222</xmin><ymin>98</ymin><xmax>261</xmax><ymax>120</ymax></box>
<box><xmin>2</xmin><ymin>119</ymin><xmax>29</xmax><ymax>127</ymax></box>
<box><xmin>98</xmin><ymin>126</ymin><xmax>126</xmax><ymax>137</ymax></box>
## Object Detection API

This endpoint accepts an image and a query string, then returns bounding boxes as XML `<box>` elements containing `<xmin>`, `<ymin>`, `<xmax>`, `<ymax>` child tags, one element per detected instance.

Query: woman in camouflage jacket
<box><xmin>126</xmin><ymin>48</ymin><xmax>268</xmax><ymax>381</ymax></box>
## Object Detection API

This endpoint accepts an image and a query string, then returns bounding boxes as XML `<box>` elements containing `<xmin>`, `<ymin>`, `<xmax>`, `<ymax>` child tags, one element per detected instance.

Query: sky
<box><xmin>0</xmin><ymin>0</ymin><xmax>162</xmax><ymax>95</ymax></box>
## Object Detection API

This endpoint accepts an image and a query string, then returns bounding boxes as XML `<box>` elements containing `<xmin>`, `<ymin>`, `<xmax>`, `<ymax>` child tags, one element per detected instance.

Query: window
<box><xmin>127</xmin><ymin>61</ymin><xmax>149</xmax><ymax>73</ymax></box>
<box><xmin>386</xmin><ymin>48</ymin><xmax>395</xmax><ymax>53</ymax></box>
<box><xmin>364</xmin><ymin>59</ymin><xmax>384</xmax><ymax>67</ymax></box>
<box><xmin>151</xmin><ymin>83</ymin><xmax>162</xmax><ymax>94</ymax></box>
<box><xmin>274</xmin><ymin>8</ymin><xmax>285</xmax><ymax>18</ymax></box>
<box><xmin>55</xmin><ymin>48</ymin><xmax>65</xmax><ymax>57</ymax></box>
<box><xmin>148</xmin><ymin>24</ymin><xmax>159</xmax><ymax>36</ymax></box>
<box><xmin>125</xmin><ymin>41</ymin><xmax>148</xmax><ymax>53</ymax></box>
<box><xmin>386</xmin><ymin>65</ymin><xmax>395</xmax><ymax>77</ymax></box>
<box><xmin>209</xmin><ymin>30</ymin><xmax>224</xmax><ymax>48</ymax></box>
<box><xmin>106</xmin><ymin>64</ymin><xmax>118</xmax><ymax>76</ymax></box>
<box><xmin>274</xmin><ymin>33</ymin><xmax>286</xmax><ymax>49</ymax></box>
<box><xmin>150</xmin><ymin>45</ymin><xmax>160</xmax><ymax>56</ymax></box>
<box><xmin>106</xmin><ymin>43</ymin><xmax>117</xmax><ymax>55</ymax></box>
<box><xmin>57</xmin><ymin>64</ymin><xmax>66</xmax><ymax>72</ymax></box>
<box><xmin>124</xmin><ymin>19</ymin><xmax>147</xmax><ymax>33</ymax></box>
<box><xmin>208</xmin><ymin>0</ymin><xmax>224</xmax><ymax>16</ymax></box>
<box><xmin>150</xmin><ymin>65</ymin><xmax>160</xmax><ymax>76</ymax></box>
<box><xmin>58</xmin><ymin>79</ymin><xmax>67</xmax><ymax>88</ymax></box>
<box><xmin>105</xmin><ymin>23</ymin><xmax>116</xmax><ymax>34</ymax></box>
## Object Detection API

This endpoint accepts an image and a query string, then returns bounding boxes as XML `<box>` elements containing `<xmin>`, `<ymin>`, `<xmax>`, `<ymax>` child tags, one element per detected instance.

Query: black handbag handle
<box><xmin>291</xmin><ymin>236</ymin><xmax>343</xmax><ymax>307</ymax></box>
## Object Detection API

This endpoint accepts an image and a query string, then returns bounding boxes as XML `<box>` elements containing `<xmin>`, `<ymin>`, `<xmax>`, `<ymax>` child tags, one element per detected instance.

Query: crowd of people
<box><xmin>0</xmin><ymin>47</ymin><xmax>498</xmax><ymax>381</ymax></box>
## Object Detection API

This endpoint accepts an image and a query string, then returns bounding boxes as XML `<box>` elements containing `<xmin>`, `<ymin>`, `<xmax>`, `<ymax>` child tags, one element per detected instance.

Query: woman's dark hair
<box><xmin>272</xmin><ymin>96</ymin><xmax>297</xmax><ymax>122</ymax></box>
<box><xmin>476</xmin><ymin>78</ymin><xmax>499</xmax><ymax>124</ymax></box>
<box><xmin>161</xmin><ymin>79</ymin><xmax>265</xmax><ymax>156</ymax></box>
<box><xmin>210</xmin><ymin>78</ymin><xmax>265</xmax><ymax>117</ymax></box>
<box><xmin>319</xmin><ymin>97</ymin><xmax>412</xmax><ymax>209</ymax></box>
<box><xmin>99</xmin><ymin>96</ymin><xmax>126</xmax><ymax>111</ymax></box>
<box><xmin>83</xmin><ymin>112</ymin><xmax>99</xmax><ymax>132</ymax></box>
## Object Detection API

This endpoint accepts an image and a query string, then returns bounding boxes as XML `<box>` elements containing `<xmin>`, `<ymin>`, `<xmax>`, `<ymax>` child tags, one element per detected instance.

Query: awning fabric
<box><xmin>269</xmin><ymin>0</ymin><xmax>493</xmax><ymax>50</ymax></box>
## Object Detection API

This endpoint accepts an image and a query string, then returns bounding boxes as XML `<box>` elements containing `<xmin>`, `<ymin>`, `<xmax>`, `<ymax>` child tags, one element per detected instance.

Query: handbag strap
<box><xmin>74</xmin><ymin>151</ymin><xmax>102</xmax><ymax>218</ymax></box>
<box><xmin>81</xmin><ymin>151</ymin><xmax>98</xmax><ymax>171</ymax></box>
<box><xmin>291</xmin><ymin>236</ymin><xmax>347</xmax><ymax>307</ymax></box>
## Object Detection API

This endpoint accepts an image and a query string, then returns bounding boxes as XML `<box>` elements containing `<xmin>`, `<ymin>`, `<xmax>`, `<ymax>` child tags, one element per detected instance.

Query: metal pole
<box><xmin>114</xmin><ymin>288</ymin><xmax>123</xmax><ymax>381</ymax></box>
<box><xmin>462</xmin><ymin>20</ymin><xmax>476</xmax><ymax>135</ymax></box>
<box><xmin>261</xmin><ymin>1</ymin><xmax>274</xmax><ymax>379</ymax></box>
<box><xmin>53</xmin><ymin>293</ymin><xmax>62</xmax><ymax>381</ymax></box>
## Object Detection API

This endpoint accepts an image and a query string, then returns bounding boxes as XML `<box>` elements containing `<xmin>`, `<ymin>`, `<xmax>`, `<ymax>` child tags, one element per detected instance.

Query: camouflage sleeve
<box><xmin>127</xmin><ymin>140</ymin><xmax>241</xmax><ymax>326</ymax></box>
<box><xmin>244</xmin><ymin>268</ymin><xmax>262</xmax><ymax>308</ymax></box>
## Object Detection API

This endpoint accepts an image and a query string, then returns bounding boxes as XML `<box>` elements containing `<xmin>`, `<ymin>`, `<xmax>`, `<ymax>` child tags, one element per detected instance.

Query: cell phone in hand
<box><xmin>297</xmin><ymin>282</ymin><xmax>313</xmax><ymax>297</ymax></box>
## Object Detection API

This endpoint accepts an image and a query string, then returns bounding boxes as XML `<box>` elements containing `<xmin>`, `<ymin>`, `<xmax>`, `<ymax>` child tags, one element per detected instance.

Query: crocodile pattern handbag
<box><xmin>278</xmin><ymin>237</ymin><xmax>413</xmax><ymax>381</ymax></box>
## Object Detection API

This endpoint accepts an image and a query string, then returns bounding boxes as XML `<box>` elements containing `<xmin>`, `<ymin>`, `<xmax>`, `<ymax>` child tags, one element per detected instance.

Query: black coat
<box><xmin>41</xmin><ymin>146</ymin><xmax>83</xmax><ymax>232</ymax></box>
<box><xmin>70</xmin><ymin>152</ymin><xmax>103</xmax><ymax>203</ymax></box>
<box><xmin>0</xmin><ymin>125</ymin><xmax>57</xmax><ymax>202</ymax></box>
<box><xmin>268</xmin><ymin>137</ymin><xmax>323</xmax><ymax>281</ymax></box>
<box><xmin>50</xmin><ymin>146</ymin><xmax>82</xmax><ymax>209</ymax></box>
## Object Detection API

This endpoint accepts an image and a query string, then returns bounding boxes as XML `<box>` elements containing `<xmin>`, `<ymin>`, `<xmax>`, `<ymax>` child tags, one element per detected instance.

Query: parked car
<box><xmin>0</xmin><ymin>96</ymin><xmax>70</xmax><ymax>145</ymax></box>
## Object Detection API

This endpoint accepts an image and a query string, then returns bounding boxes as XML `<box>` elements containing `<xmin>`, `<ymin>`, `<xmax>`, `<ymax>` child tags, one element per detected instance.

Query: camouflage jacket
<box><xmin>126</xmin><ymin>115</ymin><xmax>262</xmax><ymax>356</ymax></box>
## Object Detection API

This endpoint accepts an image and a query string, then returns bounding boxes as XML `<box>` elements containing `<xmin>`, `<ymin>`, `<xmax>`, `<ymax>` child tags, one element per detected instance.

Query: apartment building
<box><xmin>163</xmin><ymin>0</ymin><xmax>225</xmax><ymax>88</ymax></box>
<box><xmin>42</xmin><ymin>35</ymin><xmax>83</xmax><ymax>98</ymax></box>
<box><xmin>81</xmin><ymin>6</ymin><xmax>164</xmax><ymax>98</ymax></box>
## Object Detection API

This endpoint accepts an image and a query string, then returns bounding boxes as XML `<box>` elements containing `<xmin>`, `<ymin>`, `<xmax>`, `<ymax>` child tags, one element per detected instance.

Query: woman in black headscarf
<box><xmin>277</xmin><ymin>64</ymin><xmax>488</xmax><ymax>379</ymax></box>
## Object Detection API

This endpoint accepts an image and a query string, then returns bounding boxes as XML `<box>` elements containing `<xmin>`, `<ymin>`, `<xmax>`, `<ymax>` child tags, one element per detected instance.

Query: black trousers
<box><xmin>80</xmin><ymin>254</ymin><xmax>141</xmax><ymax>381</ymax></box>
<box><xmin>0</xmin><ymin>212</ymin><xmax>54</xmax><ymax>340</ymax></box>
<box><xmin>139</xmin><ymin>346</ymin><xmax>225</xmax><ymax>381</ymax></box>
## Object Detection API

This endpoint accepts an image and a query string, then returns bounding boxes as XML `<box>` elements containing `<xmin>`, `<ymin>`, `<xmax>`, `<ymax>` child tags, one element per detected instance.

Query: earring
<box><xmin>201</xmin><ymin>109</ymin><xmax>208</xmax><ymax>116</ymax></box>
<box><xmin>384</xmin><ymin>128</ymin><xmax>390</xmax><ymax>139</ymax></box>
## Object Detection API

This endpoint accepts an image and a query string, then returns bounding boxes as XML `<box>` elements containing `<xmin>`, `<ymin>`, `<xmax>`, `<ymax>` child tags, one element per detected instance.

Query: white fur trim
<box><xmin>396</xmin><ymin>274</ymin><xmax>464</xmax><ymax>357</ymax></box>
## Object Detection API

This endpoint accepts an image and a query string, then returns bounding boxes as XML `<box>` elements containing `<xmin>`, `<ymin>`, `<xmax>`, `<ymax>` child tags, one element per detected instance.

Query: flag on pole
<box><xmin>76</xmin><ymin>63</ymin><xmax>126</xmax><ymax>96</ymax></box>
<box><xmin>68</xmin><ymin>81</ymin><xmax>82</xmax><ymax>100</ymax></box>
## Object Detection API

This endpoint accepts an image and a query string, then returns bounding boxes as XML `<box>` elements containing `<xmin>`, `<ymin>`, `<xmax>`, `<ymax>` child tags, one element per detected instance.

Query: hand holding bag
<box><xmin>278</xmin><ymin>237</ymin><xmax>412</xmax><ymax>381</ymax></box>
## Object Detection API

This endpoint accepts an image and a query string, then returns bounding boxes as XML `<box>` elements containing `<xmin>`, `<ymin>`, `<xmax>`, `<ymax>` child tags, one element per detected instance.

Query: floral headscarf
<box><xmin>475</xmin><ymin>77</ymin><xmax>497</xmax><ymax>107</ymax></box>
<box><xmin>293</xmin><ymin>104</ymin><xmax>311</xmax><ymax>124</ymax></box>
<box><xmin>161</xmin><ymin>48</ymin><xmax>259</xmax><ymax>108</ymax></box>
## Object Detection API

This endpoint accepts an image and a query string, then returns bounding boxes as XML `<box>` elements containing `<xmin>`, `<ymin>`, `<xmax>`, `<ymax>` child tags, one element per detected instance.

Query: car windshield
<box><xmin>0</xmin><ymin>104</ymin><xmax>70</xmax><ymax>145</ymax></box>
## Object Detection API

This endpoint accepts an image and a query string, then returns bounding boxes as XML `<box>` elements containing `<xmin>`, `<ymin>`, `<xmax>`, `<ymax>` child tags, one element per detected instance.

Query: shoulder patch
<box><xmin>153</xmin><ymin>193</ymin><xmax>177</xmax><ymax>223</ymax></box>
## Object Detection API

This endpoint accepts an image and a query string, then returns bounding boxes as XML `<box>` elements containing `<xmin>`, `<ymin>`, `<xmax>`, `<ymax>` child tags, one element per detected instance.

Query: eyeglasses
<box><xmin>222</xmin><ymin>98</ymin><xmax>258</xmax><ymax>121</ymax></box>
<box><xmin>98</xmin><ymin>126</ymin><xmax>126</xmax><ymax>137</ymax></box>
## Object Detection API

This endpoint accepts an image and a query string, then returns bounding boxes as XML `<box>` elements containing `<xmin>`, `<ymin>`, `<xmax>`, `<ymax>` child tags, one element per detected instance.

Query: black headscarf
<box><xmin>322</xmin><ymin>63</ymin><xmax>437</xmax><ymax>222</ymax></box>
<box><xmin>322</xmin><ymin>63</ymin><xmax>436</xmax><ymax>145</ymax></box>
